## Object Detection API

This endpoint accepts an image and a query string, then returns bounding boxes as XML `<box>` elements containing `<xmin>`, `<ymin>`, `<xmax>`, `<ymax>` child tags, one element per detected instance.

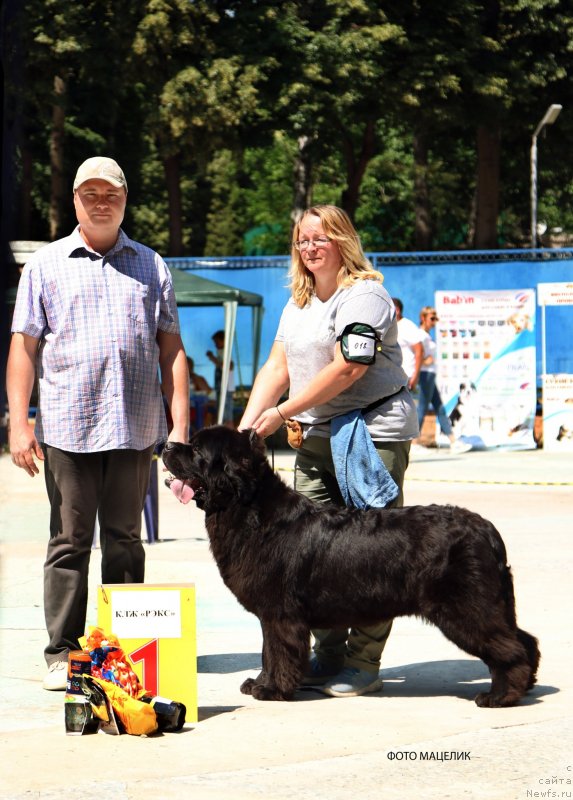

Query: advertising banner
<box><xmin>435</xmin><ymin>289</ymin><xmax>537</xmax><ymax>449</ymax></box>
<box><xmin>537</xmin><ymin>281</ymin><xmax>573</xmax><ymax>306</ymax></box>
<box><xmin>541</xmin><ymin>374</ymin><xmax>573</xmax><ymax>451</ymax></box>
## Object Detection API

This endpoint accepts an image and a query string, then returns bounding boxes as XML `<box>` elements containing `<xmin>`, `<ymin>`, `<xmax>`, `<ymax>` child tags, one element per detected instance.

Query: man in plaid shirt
<box><xmin>6</xmin><ymin>156</ymin><xmax>189</xmax><ymax>690</ymax></box>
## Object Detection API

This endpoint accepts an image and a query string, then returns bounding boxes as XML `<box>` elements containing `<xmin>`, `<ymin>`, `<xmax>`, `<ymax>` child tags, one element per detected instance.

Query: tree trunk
<box><xmin>341</xmin><ymin>120</ymin><xmax>376</xmax><ymax>221</ymax></box>
<box><xmin>413</xmin><ymin>131</ymin><xmax>432</xmax><ymax>250</ymax></box>
<box><xmin>291</xmin><ymin>135</ymin><xmax>313</xmax><ymax>227</ymax></box>
<box><xmin>18</xmin><ymin>146</ymin><xmax>34</xmax><ymax>240</ymax></box>
<box><xmin>49</xmin><ymin>75</ymin><xmax>66</xmax><ymax>241</ymax></box>
<box><xmin>466</xmin><ymin>186</ymin><xmax>477</xmax><ymax>247</ymax></box>
<box><xmin>164</xmin><ymin>153</ymin><xmax>183</xmax><ymax>256</ymax></box>
<box><xmin>473</xmin><ymin>124</ymin><xmax>500</xmax><ymax>249</ymax></box>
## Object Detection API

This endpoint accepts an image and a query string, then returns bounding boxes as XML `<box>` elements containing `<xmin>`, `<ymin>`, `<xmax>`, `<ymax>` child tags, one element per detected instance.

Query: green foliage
<box><xmin>129</xmin><ymin>138</ymin><xmax>170</xmax><ymax>252</ymax></box>
<box><xmin>204</xmin><ymin>150</ymin><xmax>244</xmax><ymax>256</ymax></box>
<box><xmin>353</xmin><ymin>130</ymin><xmax>416</xmax><ymax>251</ymax></box>
<box><xmin>5</xmin><ymin>0</ymin><xmax>573</xmax><ymax>252</ymax></box>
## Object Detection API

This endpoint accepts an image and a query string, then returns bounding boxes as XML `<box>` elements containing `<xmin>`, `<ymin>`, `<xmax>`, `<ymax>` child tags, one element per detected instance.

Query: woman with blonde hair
<box><xmin>239</xmin><ymin>204</ymin><xmax>418</xmax><ymax>698</ymax></box>
<box><xmin>418</xmin><ymin>306</ymin><xmax>471</xmax><ymax>452</ymax></box>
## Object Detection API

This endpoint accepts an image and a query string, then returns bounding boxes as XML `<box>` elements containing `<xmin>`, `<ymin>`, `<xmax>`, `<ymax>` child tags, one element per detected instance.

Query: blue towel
<box><xmin>331</xmin><ymin>410</ymin><xmax>399</xmax><ymax>509</ymax></box>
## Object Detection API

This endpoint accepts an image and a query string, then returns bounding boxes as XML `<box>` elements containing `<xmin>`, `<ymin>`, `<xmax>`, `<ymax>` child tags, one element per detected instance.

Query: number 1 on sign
<box><xmin>129</xmin><ymin>639</ymin><xmax>159</xmax><ymax>695</ymax></box>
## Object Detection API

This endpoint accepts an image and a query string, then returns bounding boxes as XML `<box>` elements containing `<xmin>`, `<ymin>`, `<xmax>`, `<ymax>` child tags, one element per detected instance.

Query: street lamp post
<box><xmin>530</xmin><ymin>104</ymin><xmax>562</xmax><ymax>249</ymax></box>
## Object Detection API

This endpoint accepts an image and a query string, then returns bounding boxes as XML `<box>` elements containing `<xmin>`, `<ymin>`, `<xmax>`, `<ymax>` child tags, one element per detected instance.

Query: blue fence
<box><xmin>167</xmin><ymin>248</ymin><xmax>573</xmax><ymax>390</ymax></box>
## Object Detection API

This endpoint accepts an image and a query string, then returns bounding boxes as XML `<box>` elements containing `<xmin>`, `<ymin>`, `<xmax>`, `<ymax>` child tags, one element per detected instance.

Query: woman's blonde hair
<box><xmin>420</xmin><ymin>306</ymin><xmax>437</xmax><ymax>324</ymax></box>
<box><xmin>289</xmin><ymin>205</ymin><xmax>383</xmax><ymax>308</ymax></box>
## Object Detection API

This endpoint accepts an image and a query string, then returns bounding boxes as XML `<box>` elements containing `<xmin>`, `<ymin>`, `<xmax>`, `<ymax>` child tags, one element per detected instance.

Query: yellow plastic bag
<box><xmin>91</xmin><ymin>676</ymin><xmax>158</xmax><ymax>736</ymax></box>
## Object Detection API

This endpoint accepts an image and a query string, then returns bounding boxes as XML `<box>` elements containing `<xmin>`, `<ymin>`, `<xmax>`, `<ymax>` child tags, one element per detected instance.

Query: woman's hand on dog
<box><xmin>248</xmin><ymin>406</ymin><xmax>285</xmax><ymax>439</ymax></box>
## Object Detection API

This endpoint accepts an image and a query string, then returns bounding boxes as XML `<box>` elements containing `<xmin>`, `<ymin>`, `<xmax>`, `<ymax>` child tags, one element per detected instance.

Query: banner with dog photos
<box><xmin>541</xmin><ymin>374</ymin><xmax>573</xmax><ymax>451</ymax></box>
<box><xmin>434</xmin><ymin>289</ymin><xmax>536</xmax><ymax>450</ymax></box>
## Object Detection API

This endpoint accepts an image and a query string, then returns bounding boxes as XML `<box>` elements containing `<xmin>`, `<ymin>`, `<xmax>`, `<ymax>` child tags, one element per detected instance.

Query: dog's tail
<box><xmin>517</xmin><ymin>628</ymin><xmax>541</xmax><ymax>690</ymax></box>
<box><xmin>499</xmin><ymin>561</ymin><xmax>518</xmax><ymax>623</ymax></box>
<box><xmin>499</xmin><ymin>556</ymin><xmax>541</xmax><ymax>690</ymax></box>
<box><xmin>476</xmin><ymin>516</ymin><xmax>540</xmax><ymax>696</ymax></box>
<box><xmin>486</xmin><ymin>516</ymin><xmax>519</xmax><ymax>627</ymax></box>
<box><xmin>500</xmin><ymin>562</ymin><xmax>541</xmax><ymax>692</ymax></box>
<box><xmin>485</xmin><ymin>521</ymin><xmax>513</xmax><ymax>596</ymax></box>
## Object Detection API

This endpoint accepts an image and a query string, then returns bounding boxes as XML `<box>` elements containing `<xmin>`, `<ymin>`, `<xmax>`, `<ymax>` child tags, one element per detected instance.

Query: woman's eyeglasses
<box><xmin>294</xmin><ymin>236</ymin><xmax>332</xmax><ymax>251</ymax></box>
<box><xmin>430</xmin><ymin>316</ymin><xmax>438</xmax><ymax>321</ymax></box>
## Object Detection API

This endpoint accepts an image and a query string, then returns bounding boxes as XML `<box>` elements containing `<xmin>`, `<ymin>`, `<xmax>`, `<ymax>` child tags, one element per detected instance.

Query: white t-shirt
<box><xmin>275</xmin><ymin>279</ymin><xmax>419</xmax><ymax>441</ymax></box>
<box><xmin>420</xmin><ymin>329</ymin><xmax>437</xmax><ymax>375</ymax></box>
<box><xmin>397</xmin><ymin>317</ymin><xmax>424</xmax><ymax>378</ymax></box>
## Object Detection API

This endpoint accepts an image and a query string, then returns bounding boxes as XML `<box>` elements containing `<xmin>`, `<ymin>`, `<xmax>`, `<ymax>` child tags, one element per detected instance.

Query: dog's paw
<box><xmin>251</xmin><ymin>684</ymin><xmax>292</xmax><ymax>701</ymax></box>
<box><xmin>239</xmin><ymin>678</ymin><xmax>289</xmax><ymax>700</ymax></box>
<box><xmin>475</xmin><ymin>689</ymin><xmax>524</xmax><ymax>707</ymax></box>
<box><xmin>474</xmin><ymin>691</ymin><xmax>507</xmax><ymax>708</ymax></box>
<box><xmin>240</xmin><ymin>678</ymin><xmax>256</xmax><ymax>695</ymax></box>
<box><xmin>475</xmin><ymin>691</ymin><xmax>494</xmax><ymax>707</ymax></box>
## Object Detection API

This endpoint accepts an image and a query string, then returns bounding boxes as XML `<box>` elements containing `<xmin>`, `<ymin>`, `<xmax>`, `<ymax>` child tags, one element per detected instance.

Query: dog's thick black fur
<box><xmin>163</xmin><ymin>427</ymin><xmax>540</xmax><ymax>707</ymax></box>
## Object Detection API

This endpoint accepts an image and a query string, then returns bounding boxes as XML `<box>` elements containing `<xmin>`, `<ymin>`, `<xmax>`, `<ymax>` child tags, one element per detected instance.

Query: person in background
<box><xmin>392</xmin><ymin>297</ymin><xmax>423</xmax><ymax>392</ymax></box>
<box><xmin>239</xmin><ymin>204</ymin><xmax>418</xmax><ymax>698</ymax></box>
<box><xmin>418</xmin><ymin>306</ymin><xmax>472</xmax><ymax>453</ymax></box>
<box><xmin>187</xmin><ymin>356</ymin><xmax>211</xmax><ymax>393</ymax></box>
<box><xmin>187</xmin><ymin>356</ymin><xmax>216</xmax><ymax>429</ymax></box>
<box><xmin>206</xmin><ymin>329</ymin><xmax>235</xmax><ymax>426</ymax></box>
<box><xmin>6</xmin><ymin>156</ymin><xmax>189</xmax><ymax>691</ymax></box>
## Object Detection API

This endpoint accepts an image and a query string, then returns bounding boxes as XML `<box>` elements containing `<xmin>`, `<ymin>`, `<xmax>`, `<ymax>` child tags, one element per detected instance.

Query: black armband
<box><xmin>336</xmin><ymin>322</ymin><xmax>381</xmax><ymax>365</ymax></box>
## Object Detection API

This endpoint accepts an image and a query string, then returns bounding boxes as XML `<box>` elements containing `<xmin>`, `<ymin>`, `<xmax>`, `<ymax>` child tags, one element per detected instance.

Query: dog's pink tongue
<box><xmin>169</xmin><ymin>478</ymin><xmax>195</xmax><ymax>505</ymax></box>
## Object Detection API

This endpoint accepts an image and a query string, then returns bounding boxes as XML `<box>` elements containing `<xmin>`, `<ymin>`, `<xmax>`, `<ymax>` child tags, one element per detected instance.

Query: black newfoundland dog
<box><xmin>162</xmin><ymin>427</ymin><xmax>540</xmax><ymax>707</ymax></box>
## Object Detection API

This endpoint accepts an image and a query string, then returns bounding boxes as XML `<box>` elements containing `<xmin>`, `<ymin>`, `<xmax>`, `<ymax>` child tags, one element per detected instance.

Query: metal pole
<box><xmin>530</xmin><ymin>135</ymin><xmax>538</xmax><ymax>249</ymax></box>
<box><xmin>541</xmin><ymin>303</ymin><xmax>547</xmax><ymax>380</ymax></box>
<box><xmin>541</xmin><ymin>302</ymin><xmax>547</xmax><ymax>439</ymax></box>
<box><xmin>530</xmin><ymin>104</ymin><xmax>562</xmax><ymax>250</ymax></box>
<box><xmin>218</xmin><ymin>301</ymin><xmax>237</xmax><ymax>424</ymax></box>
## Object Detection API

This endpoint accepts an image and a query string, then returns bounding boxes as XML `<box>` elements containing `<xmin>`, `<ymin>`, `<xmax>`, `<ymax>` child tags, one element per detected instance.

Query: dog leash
<box><xmin>277</xmin><ymin>390</ymin><xmax>407</xmax><ymax>456</ymax></box>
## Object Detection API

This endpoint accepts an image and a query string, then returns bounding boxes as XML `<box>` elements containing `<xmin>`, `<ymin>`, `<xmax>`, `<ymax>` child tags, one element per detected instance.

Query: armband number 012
<box><xmin>337</xmin><ymin>322</ymin><xmax>381</xmax><ymax>365</ymax></box>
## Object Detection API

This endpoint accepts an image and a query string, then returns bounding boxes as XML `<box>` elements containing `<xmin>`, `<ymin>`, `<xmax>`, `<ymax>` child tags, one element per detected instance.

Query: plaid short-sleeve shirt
<box><xmin>11</xmin><ymin>227</ymin><xmax>181</xmax><ymax>452</ymax></box>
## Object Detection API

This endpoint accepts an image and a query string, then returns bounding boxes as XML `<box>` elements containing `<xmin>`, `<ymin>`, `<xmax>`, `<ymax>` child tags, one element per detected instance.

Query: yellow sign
<box><xmin>97</xmin><ymin>583</ymin><xmax>197</xmax><ymax>722</ymax></box>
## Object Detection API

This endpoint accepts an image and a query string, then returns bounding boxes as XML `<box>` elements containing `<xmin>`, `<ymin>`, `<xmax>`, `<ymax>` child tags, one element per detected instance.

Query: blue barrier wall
<box><xmin>167</xmin><ymin>249</ymin><xmax>573</xmax><ymax>389</ymax></box>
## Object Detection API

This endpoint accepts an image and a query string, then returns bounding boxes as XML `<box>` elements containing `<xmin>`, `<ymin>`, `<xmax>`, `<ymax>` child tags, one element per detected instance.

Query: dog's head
<box><xmin>162</xmin><ymin>426</ymin><xmax>268</xmax><ymax>512</ymax></box>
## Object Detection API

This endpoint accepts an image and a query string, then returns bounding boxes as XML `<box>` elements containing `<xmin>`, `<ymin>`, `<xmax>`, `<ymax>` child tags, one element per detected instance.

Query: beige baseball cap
<box><xmin>73</xmin><ymin>156</ymin><xmax>127</xmax><ymax>192</ymax></box>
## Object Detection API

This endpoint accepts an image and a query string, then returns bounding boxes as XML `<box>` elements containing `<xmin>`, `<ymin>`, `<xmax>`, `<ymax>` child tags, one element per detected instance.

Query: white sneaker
<box><xmin>451</xmin><ymin>440</ymin><xmax>472</xmax><ymax>454</ymax></box>
<box><xmin>43</xmin><ymin>660</ymin><xmax>68</xmax><ymax>691</ymax></box>
<box><xmin>322</xmin><ymin>667</ymin><xmax>383</xmax><ymax>698</ymax></box>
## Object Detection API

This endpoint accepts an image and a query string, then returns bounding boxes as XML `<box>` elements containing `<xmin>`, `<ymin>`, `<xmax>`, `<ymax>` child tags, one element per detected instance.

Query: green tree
<box><xmin>131</xmin><ymin>0</ymin><xmax>287</xmax><ymax>255</ymax></box>
<box><xmin>275</xmin><ymin>1</ymin><xmax>405</xmax><ymax>222</ymax></box>
<box><xmin>8</xmin><ymin>0</ymin><xmax>142</xmax><ymax>238</ymax></box>
<box><xmin>204</xmin><ymin>150</ymin><xmax>244</xmax><ymax>256</ymax></box>
<box><xmin>5</xmin><ymin>0</ymin><xmax>573</xmax><ymax>255</ymax></box>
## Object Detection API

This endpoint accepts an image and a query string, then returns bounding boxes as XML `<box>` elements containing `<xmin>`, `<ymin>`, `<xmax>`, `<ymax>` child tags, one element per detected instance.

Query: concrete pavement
<box><xmin>0</xmin><ymin>443</ymin><xmax>571</xmax><ymax>800</ymax></box>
